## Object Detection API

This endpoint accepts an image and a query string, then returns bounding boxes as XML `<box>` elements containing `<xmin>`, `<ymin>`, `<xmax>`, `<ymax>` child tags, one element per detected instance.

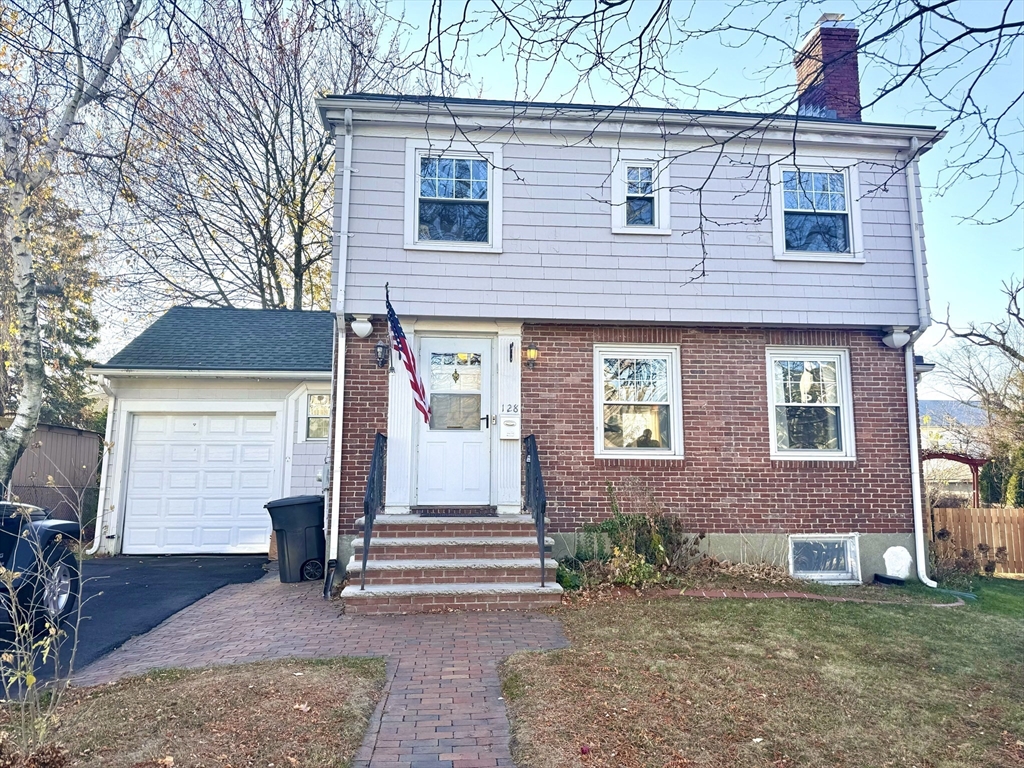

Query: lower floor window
<box><xmin>593</xmin><ymin>344</ymin><xmax>683</xmax><ymax>457</ymax></box>
<box><xmin>789</xmin><ymin>535</ymin><xmax>861</xmax><ymax>583</ymax></box>
<box><xmin>766</xmin><ymin>347</ymin><xmax>856</xmax><ymax>460</ymax></box>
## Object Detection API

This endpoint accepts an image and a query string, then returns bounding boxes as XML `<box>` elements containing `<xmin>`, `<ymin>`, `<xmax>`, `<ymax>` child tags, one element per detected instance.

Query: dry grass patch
<box><xmin>7</xmin><ymin>657</ymin><xmax>385</xmax><ymax>767</ymax></box>
<box><xmin>502</xmin><ymin>593</ymin><xmax>1024</xmax><ymax>768</ymax></box>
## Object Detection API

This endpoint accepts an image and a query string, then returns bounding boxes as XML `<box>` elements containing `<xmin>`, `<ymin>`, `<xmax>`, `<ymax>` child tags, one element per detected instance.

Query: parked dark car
<box><xmin>0</xmin><ymin>502</ymin><xmax>81</xmax><ymax>626</ymax></box>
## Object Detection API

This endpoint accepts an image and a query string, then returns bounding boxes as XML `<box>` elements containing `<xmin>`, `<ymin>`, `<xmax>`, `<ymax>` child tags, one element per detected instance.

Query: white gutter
<box><xmin>85</xmin><ymin>368</ymin><xmax>331</xmax><ymax>380</ymax></box>
<box><xmin>86</xmin><ymin>378</ymin><xmax>116</xmax><ymax>556</ymax></box>
<box><xmin>326</xmin><ymin>108</ymin><xmax>353</xmax><ymax>567</ymax></box>
<box><xmin>904</xmin><ymin>136</ymin><xmax>937</xmax><ymax>588</ymax></box>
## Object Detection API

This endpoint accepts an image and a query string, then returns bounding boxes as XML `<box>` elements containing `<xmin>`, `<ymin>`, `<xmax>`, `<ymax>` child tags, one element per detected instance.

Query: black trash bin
<box><xmin>265</xmin><ymin>495</ymin><xmax>326</xmax><ymax>583</ymax></box>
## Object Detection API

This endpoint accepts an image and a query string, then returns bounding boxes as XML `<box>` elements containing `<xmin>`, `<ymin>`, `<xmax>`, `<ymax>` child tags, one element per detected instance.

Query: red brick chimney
<box><xmin>794</xmin><ymin>13</ymin><xmax>862</xmax><ymax>121</ymax></box>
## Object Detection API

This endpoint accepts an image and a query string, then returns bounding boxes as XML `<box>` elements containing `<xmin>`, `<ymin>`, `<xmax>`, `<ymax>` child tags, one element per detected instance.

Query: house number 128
<box><xmin>500</xmin><ymin>403</ymin><xmax>520</xmax><ymax>414</ymax></box>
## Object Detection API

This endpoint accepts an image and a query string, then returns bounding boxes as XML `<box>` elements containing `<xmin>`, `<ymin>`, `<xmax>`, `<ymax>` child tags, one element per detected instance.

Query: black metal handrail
<box><xmin>523</xmin><ymin>434</ymin><xmax>547</xmax><ymax>587</ymax></box>
<box><xmin>360</xmin><ymin>432</ymin><xmax>387</xmax><ymax>590</ymax></box>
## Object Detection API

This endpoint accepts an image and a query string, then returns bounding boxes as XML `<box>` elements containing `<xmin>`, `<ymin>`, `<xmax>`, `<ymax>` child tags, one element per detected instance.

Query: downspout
<box><xmin>904</xmin><ymin>136</ymin><xmax>937</xmax><ymax>588</ymax></box>
<box><xmin>86</xmin><ymin>379</ymin><xmax>116</xmax><ymax>556</ymax></box>
<box><xmin>326</xmin><ymin>108</ymin><xmax>353</xmax><ymax>569</ymax></box>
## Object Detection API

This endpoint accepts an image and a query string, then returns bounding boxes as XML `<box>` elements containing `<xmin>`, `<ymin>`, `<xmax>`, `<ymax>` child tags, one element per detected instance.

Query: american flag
<box><xmin>386</xmin><ymin>286</ymin><xmax>430</xmax><ymax>423</ymax></box>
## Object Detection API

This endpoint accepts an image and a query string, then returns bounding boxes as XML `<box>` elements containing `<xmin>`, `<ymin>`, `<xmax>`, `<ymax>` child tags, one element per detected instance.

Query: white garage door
<box><xmin>122</xmin><ymin>413</ymin><xmax>280</xmax><ymax>554</ymax></box>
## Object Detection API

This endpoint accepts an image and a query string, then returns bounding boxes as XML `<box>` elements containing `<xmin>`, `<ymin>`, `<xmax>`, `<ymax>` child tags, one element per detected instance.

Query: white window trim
<box><xmin>593</xmin><ymin>343</ymin><xmax>684</xmax><ymax>459</ymax></box>
<box><xmin>789</xmin><ymin>533</ymin><xmax>862</xmax><ymax>584</ymax></box>
<box><xmin>300</xmin><ymin>388</ymin><xmax>332</xmax><ymax>442</ymax></box>
<box><xmin>611</xmin><ymin>150</ymin><xmax>672</xmax><ymax>235</ymax></box>
<box><xmin>769</xmin><ymin>158</ymin><xmax>864</xmax><ymax>263</ymax></box>
<box><xmin>404</xmin><ymin>139</ymin><xmax>503</xmax><ymax>254</ymax></box>
<box><xmin>766</xmin><ymin>346</ymin><xmax>857</xmax><ymax>462</ymax></box>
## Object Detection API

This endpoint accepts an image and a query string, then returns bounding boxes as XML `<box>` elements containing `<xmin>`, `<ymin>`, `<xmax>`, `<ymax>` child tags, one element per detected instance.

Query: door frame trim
<box><xmin>384</xmin><ymin>319</ymin><xmax>523</xmax><ymax>515</ymax></box>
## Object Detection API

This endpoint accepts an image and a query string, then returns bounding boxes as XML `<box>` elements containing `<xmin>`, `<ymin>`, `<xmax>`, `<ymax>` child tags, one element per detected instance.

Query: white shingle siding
<box><xmin>340</xmin><ymin>130</ymin><xmax>926</xmax><ymax>327</ymax></box>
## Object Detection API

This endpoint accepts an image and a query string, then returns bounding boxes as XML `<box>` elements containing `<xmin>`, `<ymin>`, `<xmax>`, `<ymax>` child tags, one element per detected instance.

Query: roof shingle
<box><xmin>96</xmin><ymin>307</ymin><xmax>334</xmax><ymax>372</ymax></box>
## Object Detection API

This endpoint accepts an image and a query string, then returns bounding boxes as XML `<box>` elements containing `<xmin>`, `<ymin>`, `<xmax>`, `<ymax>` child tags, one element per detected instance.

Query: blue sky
<box><xmin>401</xmin><ymin>0</ymin><xmax>1023</xmax><ymax>396</ymax></box>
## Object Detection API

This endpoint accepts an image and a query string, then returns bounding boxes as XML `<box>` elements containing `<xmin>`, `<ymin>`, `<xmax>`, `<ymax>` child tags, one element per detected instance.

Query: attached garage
<box><xmin>122</xmin><ymin>412</ymin><xmax>281</xmax><ymax>554</ymax></box>
<box><xmin>90</xmin><ymin>307</ymin><xmax>335</xmax><ymax>556</ymax></box>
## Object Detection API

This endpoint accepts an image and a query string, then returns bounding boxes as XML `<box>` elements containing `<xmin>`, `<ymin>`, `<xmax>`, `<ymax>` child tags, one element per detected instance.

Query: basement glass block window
<box><xmin>418</xmin><ymin>156</ymin><xmax>490</xmax><ymax>243</ymax></box>
<box><xmin>782</xmin><ymin>169</ymin><xmax>850</xmax><ymax>253</ymax></box>
<box><xmin>767</xmin><ymin>348</ymin><xmax>855</xmax><ymax>459</ymax></box>
<box><xmin>790</xmin><ymin>535</ymin><xmax>860</xmax><ymax>583</ymax></box>
<box><xmin>306</xmin><ymin>394</ymin><xmax>331</xmax><ymax>439</ymax></box>
<box><xmin>626</xmin><ymin>165</ymin><xmax>655</xmax><ymax>226</ymax></box>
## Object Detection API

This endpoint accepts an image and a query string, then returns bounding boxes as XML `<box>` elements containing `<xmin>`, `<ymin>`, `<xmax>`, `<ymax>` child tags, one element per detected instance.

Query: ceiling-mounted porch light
<box><xmin>524</xmin><ymin>342</ymin><xmax>539</xmax><ymax>369</ymax></box>
<box><xmin>351</xmin><ymin>315</ymin><xmax>373</xmax><ymax>338</ymax></box>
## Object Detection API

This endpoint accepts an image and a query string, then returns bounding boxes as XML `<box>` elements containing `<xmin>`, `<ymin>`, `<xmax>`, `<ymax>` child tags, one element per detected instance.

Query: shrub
<box><xmin>558</xmin><ymin>480</ymin><xmax>707</xmax><ymax>590</ymax></box>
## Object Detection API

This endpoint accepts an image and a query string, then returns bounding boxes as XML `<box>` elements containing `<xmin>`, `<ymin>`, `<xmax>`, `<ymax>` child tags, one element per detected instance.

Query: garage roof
<box><xmin>96</xmin><ymin>307</ymin><xmax>334</xmax><ymax>372</ymax></box>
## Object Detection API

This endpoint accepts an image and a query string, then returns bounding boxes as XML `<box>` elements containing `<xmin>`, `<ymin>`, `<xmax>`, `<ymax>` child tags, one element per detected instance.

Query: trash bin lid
<box><xmin>264</xmin><ymin>495</ymin><xmax>324</xmax><ymax>510</ymax></box>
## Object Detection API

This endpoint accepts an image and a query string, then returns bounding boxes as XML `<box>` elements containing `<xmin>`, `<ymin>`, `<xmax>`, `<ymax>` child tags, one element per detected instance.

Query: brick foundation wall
<box><xmin>521</xmin><ymin>325</ymin><xmax>912</xmax><ymax>535</ymax></box>
<box><xmin>338</xmin><ymin>325</ymin><xmax>390</xmax><ymax>532</ymax></box>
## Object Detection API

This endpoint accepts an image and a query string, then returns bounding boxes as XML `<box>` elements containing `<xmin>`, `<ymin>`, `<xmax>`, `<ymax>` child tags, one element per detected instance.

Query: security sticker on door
<box><xmin>499</xmin><ymin>415</ymin><xmax>520</xmax><ymax>440</ymax></box>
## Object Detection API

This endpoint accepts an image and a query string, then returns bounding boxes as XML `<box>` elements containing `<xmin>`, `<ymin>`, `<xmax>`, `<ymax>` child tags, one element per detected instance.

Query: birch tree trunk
<box><xmin>0</xmin><ymin>0</ymin><xmax>143</xmax><ymax>494</ymax></box>
<box><xmin>0</xmin><ymin>183</ymin><xmax>45</xmax><ymax>495</ymax></box>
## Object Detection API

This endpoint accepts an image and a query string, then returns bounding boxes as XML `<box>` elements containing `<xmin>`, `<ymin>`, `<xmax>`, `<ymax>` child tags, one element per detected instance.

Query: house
<box><xmin>316</xmin><ymin>14</ymin><xmax>943</xmax><ymax>611</ymax></box>
<box><xmin>89</xmin><ymin>307</ymin><xmax>333</xmax><ymax>555</ymax></box>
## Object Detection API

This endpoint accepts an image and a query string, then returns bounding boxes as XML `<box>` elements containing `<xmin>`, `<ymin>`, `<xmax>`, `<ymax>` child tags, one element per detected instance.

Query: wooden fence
<box><xmin>930</xmin><ymin>507</ymin><xmax>1024</xmax><ymax>574</ymax></box>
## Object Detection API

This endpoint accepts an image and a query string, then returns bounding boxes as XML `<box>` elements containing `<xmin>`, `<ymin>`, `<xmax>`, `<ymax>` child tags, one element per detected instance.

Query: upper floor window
<box><xmin>782</xmin><ymin>170</ymin><xmax>849</xmax><ymax>253</ymax></box>
<box><xmin>770</xmin><ymin>160</ymin><xmax>863</xmax><ymax>262</ymax></box>
<box><xmin>593</xmin><ymin>344</ymin><xmax>684</xmax><ymax>458</ymax></box>
<box><xmin>405</xmin><ymin>140</ymin><xmax>503</xmax><ymax>253</ymax></box>
<box><xmin>611</xmin><ymin>152</ymin><xmax>671</xmax><ymax>235</ymax></box>
<box><xmin>626</xmin><ymin>165</ymin><xmax>656</xmax><ymax>226</ymax></box>
<box><xmin>418</xmin><ymin>157</ymin><xmax>489</xmax><ymax>242</ymax></box>
<box><xmin>766</xmin><ymin>347</ymin><xmax>856</xmax><ymax>460</ymax></box>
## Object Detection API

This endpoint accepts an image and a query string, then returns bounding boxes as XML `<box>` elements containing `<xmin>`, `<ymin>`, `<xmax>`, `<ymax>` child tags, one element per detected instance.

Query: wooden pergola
<box><xmin>921</xmin><ymin>451</ymin><xmax>991</xmax><ymax>508</ymax></box>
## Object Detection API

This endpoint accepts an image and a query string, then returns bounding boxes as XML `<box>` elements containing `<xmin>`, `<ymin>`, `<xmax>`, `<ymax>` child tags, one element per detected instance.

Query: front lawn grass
<box><xmin>501</xmin><ymin>585</ymin><xmax>1024</xmax><ymax>767</ymax></box>
<box><xmin>40</xmin><ymin>657</ymin><xmax>384</xmax><ymax>767</ymax></box>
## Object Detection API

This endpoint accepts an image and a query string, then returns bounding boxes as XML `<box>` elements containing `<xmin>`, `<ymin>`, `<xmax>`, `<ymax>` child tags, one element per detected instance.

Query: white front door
<box><xmin>416</xmin><ymin>338</ymin><xmax>492</xmax><ymax>506</ymax></box>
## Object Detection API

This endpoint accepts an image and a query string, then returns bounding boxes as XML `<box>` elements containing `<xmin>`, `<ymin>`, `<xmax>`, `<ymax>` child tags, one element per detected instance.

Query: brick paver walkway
<box><xmin>74</xmin><ymin>574</ymin><xmax>567</xmax><ymax>767</ymax></box>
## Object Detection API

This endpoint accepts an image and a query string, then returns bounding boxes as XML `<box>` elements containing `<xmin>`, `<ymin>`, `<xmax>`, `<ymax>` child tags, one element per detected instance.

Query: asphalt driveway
<box><xmin>72</xmin><ymin>555</ymin><xmax>268</xmax><ymax>671</ymax></box>
<box><xmin>0</xmin><ymin>555</ymin><xmax>268</xmax><ymax>681</ymax></box>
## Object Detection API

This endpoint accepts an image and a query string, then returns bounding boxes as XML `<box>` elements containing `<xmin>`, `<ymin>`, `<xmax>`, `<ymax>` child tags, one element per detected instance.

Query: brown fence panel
<box><xmin>932</xmin><ymin>507</ymin><xmax>1024</xmax><ymax>574</ymax></box>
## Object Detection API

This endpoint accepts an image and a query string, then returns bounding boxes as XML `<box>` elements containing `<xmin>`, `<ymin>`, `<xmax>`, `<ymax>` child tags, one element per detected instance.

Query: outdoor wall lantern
<box><xmin>524</xmin><ymin>342</ymin><xmax>539</xmax><ymax>369</ymax></box>
<box><xmin>374</xmin><ymin>340</ymin><xmax>390</xmax><ymax>369</ymax></box>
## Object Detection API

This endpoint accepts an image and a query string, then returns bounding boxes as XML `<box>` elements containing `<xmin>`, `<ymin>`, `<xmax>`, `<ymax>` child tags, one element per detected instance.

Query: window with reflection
<box><xmin>767</xmin><ymin>349</ymin><xmax>855</xmax><ymax>458</ymax></box>
<box><xmin>306</xmin><ymin>394</ymin><xmax>331</xmax><ymax>439</ymax></box>
<box><xmin>428</xmin><ymin>351</ymin><xmax>482</xmax><ymax>430</ymax></box>
<box><xmin>790</xmin><ymin>536</ymin><xmax>860</xmax><ymax>583</ymax></box>
<box><xmin>594</xmin><ymin>347</ymin><xmax>682</xmax><ymax>456</ymax></box>
<box><xmin>417</xmin><ymin>156</ymin><xmax>490</xmax><ymax>243</ymax></box>
<box><xmin>625</xmin><ymin>165</ymin><xmax>656</xmax><ymax>226</ymax></box>
<box><xmin>782</xmin><ymin>169</ymin><xmax>850</xmax><ymax>253</ymax></box>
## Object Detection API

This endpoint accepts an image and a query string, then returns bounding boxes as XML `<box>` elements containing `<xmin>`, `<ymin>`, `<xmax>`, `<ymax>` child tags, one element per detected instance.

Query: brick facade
<box><xmin>338</xmin><ymin>326</ymin><xmax>390</xmax><ymax>533</ymax></box>
<box><xmin>520</xmin><ymin>324</ymin><xmax>912</xmax><ymax>535</ymax></box>
<box><xmin>338</xmin><ymin>323</ymin><xmax>914</xmax><ymax>537</ymax></box>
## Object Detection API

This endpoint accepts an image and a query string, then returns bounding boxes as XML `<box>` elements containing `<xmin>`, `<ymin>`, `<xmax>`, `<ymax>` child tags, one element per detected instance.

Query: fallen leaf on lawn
<box><xmin>294</xmin><ymin>702</ymin><xmax>311</xmax><ymax>712</ymax></box>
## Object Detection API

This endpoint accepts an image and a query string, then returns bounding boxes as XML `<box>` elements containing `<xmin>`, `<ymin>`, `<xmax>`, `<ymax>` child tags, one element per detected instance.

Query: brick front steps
<box><xmin>341</xmin><ymin>514</ymin><xmax>563</xmax><ymax>614</ymax></box>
